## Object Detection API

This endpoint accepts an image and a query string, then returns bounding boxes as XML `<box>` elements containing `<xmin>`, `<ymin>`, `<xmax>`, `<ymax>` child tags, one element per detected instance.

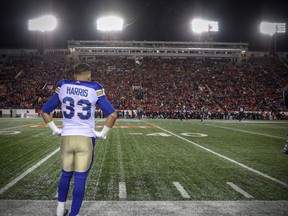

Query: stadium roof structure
<box><xmin>67</xmin><ymin>40</ymin><xmax>247</xmax><ymax>62</ymax></box>
<box><xmin>67</xmin><ymin>40</ymin><xmax>248</xmax><ymax>50</ymax></box>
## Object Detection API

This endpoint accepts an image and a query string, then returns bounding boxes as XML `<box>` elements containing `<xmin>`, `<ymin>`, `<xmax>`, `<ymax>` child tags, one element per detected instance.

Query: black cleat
<box><xmin>283</xmin><ymin>144</ymin><xmax>288</xmax><ymax>154</ymax></box>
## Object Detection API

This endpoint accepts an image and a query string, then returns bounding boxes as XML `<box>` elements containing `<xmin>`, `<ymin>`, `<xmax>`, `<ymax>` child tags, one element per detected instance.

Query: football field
<box><xmin>0</xmin><ymin>118</ymin><xmax>287</xmax><ymax>215</ymax></box>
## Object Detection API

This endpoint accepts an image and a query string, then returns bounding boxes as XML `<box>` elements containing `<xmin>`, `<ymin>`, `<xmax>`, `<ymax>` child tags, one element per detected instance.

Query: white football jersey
<box><xmin>56</xmin><ymin>80</ymin><xmax>105</xmax><ymax>137</ymax></box>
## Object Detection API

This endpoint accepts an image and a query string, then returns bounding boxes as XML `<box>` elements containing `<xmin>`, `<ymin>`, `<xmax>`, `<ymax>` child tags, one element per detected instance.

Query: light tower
<box><xmin>259</xmin><ymin>22</ymin><xmax>286</xmax><ymax>56</ymax></box>
<box><xmin>28</xmin><ymin>15</ymin><xmax>57</xmax><ymax>53</ymax></box>
<box><xmin>96</xmin><ymin>16</ymin><xmax>124</xmax><ymax>40</ymax></box>
<box><xmin>191</xmin><ymin>18</ymin><xmax>219</xmax><ymax>42</ymax></box>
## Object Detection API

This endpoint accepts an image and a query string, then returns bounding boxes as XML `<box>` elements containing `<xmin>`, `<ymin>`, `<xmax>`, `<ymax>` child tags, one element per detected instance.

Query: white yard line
<box><xmin>205</xmin><ymin>124</ymin><xmax>285</xmax><ymax>140</ymax></box>
<box><xmin>116</xmin><ymin>130</ymin><xmax>125</xmax><ymax>178</ymax></box>
<box><xmin>144</xmin><ymin>121</ymin><xmax>288</xmax><ymax>188</ymax></box>
<box><xmin>119</xmin><ymin>182</ymin><xmax>127</xmax><ymax>199</ymax></box>
<box><xmin>173</xmin><ymin>182</ymin><xmax>191</xmax><ymax>199</ymax></box>
<box><xmin>116</xmin><ymin>130</ymin><xmax>126</xmax><ymax>200</ymax></box>
<box><xmin>227</xmin><ymin>182</ymin><xmax>254</xmax><ymax>199</ymax></box>
<box><xmin>0</xmin><ymin>148</ymin><xmax>60</xmax><ymax>195</ymax></box>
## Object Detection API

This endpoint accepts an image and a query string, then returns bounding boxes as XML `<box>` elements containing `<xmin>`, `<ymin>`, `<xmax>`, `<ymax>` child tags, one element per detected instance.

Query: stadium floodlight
<box><xmin>97</xmin><ymin>16</ymin><xmax>124</xmax><ymax>31</ymax></box>
<box><xmin>28</xmin><ymin>15</ymin><xmax>57</xmax><ymax>32</ymax></box>
<box><xmin>192</xmin><ymin>18</ymin><xmax>219</xmax><ymax>33</ymax></box>
<box><xmin>260</xmin><ymin>22</ymin><xmax>286</xmax><ymax>36</ymax></box>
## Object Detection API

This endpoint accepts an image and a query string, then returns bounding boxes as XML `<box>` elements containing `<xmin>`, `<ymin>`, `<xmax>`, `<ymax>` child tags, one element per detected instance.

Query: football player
<box><xmin>41</xmin><ymin>63</ymin><xmax>117</xmax><ymax>216</ymax></box>
<box><xmin>200</xmin><ymin>105</ymin><xmax>205</xmax><ymax>123</ymax></box>
<box><xmin>239</xmin><ymin>106</ymin><xmax>244</xmax><ymax>122</ymax></box>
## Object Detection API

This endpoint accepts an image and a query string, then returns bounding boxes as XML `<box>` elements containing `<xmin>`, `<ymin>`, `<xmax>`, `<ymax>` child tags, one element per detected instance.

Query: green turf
<box><xmin>0</xmin><ymin>118</ymin><xmax>287</xmax><ymax>201</ymax></box>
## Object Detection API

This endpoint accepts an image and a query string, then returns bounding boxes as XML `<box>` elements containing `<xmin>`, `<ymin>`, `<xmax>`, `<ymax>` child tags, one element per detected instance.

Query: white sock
<box><xmin>56</xmin><ymin>201</ymin><xmax>66</xmax><ymax>216</ymax></box>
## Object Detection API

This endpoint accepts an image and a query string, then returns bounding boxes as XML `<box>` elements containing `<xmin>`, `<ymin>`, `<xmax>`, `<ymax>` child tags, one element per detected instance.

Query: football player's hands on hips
<box><xmin>52</xmin><ymin>127</ymin><xmax>62</xmax><ymax>136</ymax></box>
<box><xmin>93</xmin><ymin>125</ymin><xmax>111</xmax><ymax>140</ymax></box>
<box><xmin>93</xmin><ymin>130</ymin><xmax>107</xmax><ymax>140</ymax></box>
<box><xmin>47</xmin><ymin>121</ymin><xmax>62</xmax><ymax>136</ymax></box>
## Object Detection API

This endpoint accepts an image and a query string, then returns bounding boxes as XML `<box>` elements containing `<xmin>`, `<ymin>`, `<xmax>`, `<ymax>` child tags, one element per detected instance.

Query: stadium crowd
<box><xmin>0</xmin><ymin>54</ymin><xmax>287</xmax><ymax>120</ymax></box>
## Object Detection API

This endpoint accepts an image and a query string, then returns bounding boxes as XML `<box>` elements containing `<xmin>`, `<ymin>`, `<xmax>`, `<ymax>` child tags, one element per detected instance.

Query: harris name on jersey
<box><xmin>55</xmin><ymin>80</ymin><xmax>105</xmax><ymax>98</ymax></box>
<box><xmin>66</xmin><ymin>86</ymin><xmax>88</xmax><ymax>97</ymax></box>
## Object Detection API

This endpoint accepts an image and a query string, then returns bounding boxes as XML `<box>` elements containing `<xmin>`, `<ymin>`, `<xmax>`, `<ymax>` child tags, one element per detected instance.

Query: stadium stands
<box><xmin>0</xmin><ymin>54</ymin><xmax>287</xmax><ymax>120</ymax></box>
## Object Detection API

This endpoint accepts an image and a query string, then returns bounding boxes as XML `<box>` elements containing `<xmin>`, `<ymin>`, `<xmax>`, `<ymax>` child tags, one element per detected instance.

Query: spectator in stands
<box><xmin>239</xmin><ymin>106</ymin><xmax>245</xmax><ymax>122</ymax></box>
<box><xmin>200</xmin><ymin>105</ymin><xmax>205</xmax><ymax>123</ymax></box>
<box><xmin>0</xmin><ymin>55</ymin><xmax>287</xmax><ymax>120</ymax></box>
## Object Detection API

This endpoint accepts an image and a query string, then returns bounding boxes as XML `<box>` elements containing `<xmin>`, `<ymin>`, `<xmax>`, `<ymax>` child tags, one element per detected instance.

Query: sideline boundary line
<box><xmin>1</xmin><ymin>200</ymin><xmax>288</xmax><ymax>216</ymax></box>
<box><xmin>144</xmin><ymin>121</ymin><xmax>288</xmax><ymax>188</ymax></box>
<box><xmin>0</xmin><ymin>148</ymin><xmax>60</xmax><ymax>195</ymax></box>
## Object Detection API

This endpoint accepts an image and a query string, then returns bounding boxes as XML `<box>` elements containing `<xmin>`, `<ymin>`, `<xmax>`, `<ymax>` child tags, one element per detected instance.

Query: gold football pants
<box><xmin>60</xmin><ymin>136</ymin><xmax>94</xmax><ymax>173</ymax></box>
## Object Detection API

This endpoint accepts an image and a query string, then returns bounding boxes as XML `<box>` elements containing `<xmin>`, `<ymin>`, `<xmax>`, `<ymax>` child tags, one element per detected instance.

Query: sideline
<box><xmin>0</xmin><ymin>200</ymin><xmax>287</xmax><ymax>216</ymax></box>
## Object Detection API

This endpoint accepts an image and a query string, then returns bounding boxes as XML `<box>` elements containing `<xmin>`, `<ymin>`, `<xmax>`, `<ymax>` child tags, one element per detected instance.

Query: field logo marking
<box><xmin>144</xmin><ymin>121</ymin><xmax>288</xmax><ymax>188</ymax></box>
<box><xmin>181</xmin><ymin>133</ymin><xmax>208</xmax><ymax>137</ymax></box>
<box><xmin>0</xmin><ymin>148</ymin><xmax>60</xmax><ymax>195</ymax></box>
<box><xmin>147</xmin><ymin>132</ymin><xmax>171</xmax><ymax>137</ymax></box>
<box><xmin>127</xmin><ymin>133</ymin><xmax>143</xmax><ymax>135</ymax></box>
<box><xmin>0</xmin><ymin>131</ymin><xmax>21</xmax><ymax>135</ymax></box>
<box><xmin>227</xmin><ymin>182</ymin><xmax>254</xmax><ymax>199</ymax></box>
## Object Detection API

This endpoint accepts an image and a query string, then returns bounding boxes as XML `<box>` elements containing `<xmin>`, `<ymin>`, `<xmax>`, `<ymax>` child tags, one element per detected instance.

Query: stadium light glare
<box><xmin>28</xmin><ymin>15</ymin><xmax>57</xmax><ymax>32</ymax></box>
<box><xmin>97</xmin><ymin>16</ymin><xmax>124</xmax><ymax>32</ymax></box>
<box><xmin>192</xmin><ymin>18</ymin><xmax>219</xmax><ymax>33</ymax></box>
<box><xmin>260</xmin><ymin>22</ymin><xmax>286</xmax><ymax>36</ymax></box>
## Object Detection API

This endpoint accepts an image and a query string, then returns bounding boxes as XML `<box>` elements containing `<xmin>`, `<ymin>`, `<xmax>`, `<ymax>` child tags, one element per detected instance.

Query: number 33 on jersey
<box><xmin>42</xmin><ymin>80</ymin><xmax>115</xmax><ymax>138</ymax></box>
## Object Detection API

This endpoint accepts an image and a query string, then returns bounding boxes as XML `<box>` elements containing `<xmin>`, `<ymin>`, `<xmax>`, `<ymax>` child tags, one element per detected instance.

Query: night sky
<box><xmin>0</xmin><ymin>0</ymin><xmax>287</xmax><ymax>51</ymax></box>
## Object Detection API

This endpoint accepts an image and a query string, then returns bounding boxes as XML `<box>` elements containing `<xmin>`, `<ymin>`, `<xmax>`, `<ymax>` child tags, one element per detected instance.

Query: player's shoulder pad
<box><xmin>75</xmin><ymin>81</ymin><xmax>105</xmax><ymax>96</ymax></box>
<box><xmin>56</xmin><ymin>80</ymin><xmax>66</xmax><ymax>88</ymax></box>
<box><xmin>55</xmin><ymin>80</ymin><xmax>66</xmax><ymax>93</ymax></box>
<box><xmin>81</xmin><ymin>81</ymin><xmax>103</xmax><ymax>90</ymax></box>
<box><xmin>55</xmin><ymin>80</ymin><xmax>74</xmax><ymax>93</ymax></box>
<box><xmin>91</xmin><ymin>82</ymin><xmax>105</xmax><ymax>97</ymax></box>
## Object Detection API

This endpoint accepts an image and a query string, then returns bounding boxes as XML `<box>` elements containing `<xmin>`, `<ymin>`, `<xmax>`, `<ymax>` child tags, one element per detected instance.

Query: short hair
<box><xmin>73</xmin><ymin>63</ymin><xmax>91</xmax><ymax>75</ymax></box>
